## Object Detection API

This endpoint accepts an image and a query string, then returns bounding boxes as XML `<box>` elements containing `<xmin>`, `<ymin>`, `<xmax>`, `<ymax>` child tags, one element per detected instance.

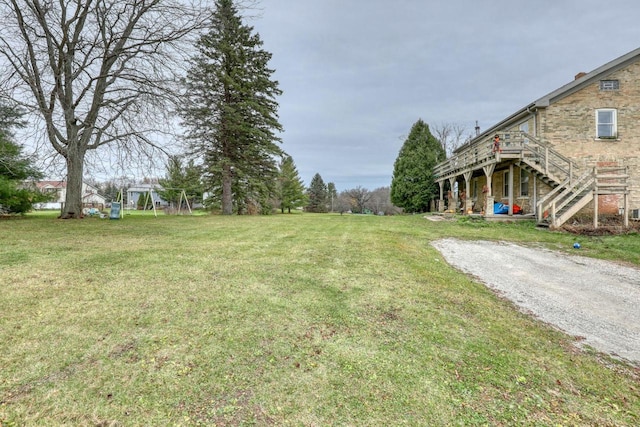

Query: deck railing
<box><xmin>434</xmin><ymin>131</ymin><xmax>574</xmax><ymax>183</ymax></box>
<box><xmin>537</xmin><ymin>166</ymin><xmax>629</xmax><ymax>227</ymax></box>
<box><xmin>435</xmin><ymin>132</ymin><xmax>629</xmax><ymax>227</ymax></box>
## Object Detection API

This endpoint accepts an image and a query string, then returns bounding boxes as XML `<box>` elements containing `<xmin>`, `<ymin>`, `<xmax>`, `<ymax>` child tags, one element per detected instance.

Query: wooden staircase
<box><xmin>434</xmin><ymin>131</ymin><xmax>629</xmax><ymax>228</ymax></box>
<box><xmin>533</xmin><ymin>170</ymin><xmax>595</xmax><ymax>228</ymax></box>
<box><xmin>514</xmin><ymin>137</ymin><xmax>629</xmax><ymax>228</ymax></box>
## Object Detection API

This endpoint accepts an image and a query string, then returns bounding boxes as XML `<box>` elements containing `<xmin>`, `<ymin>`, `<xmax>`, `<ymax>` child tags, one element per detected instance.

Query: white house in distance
<box><xmin>126</xmin><ymin>183</ymin><xmax>168</xmax><ymax>209</ymax></box>
<box><xmin>34</xmin><ymin>181</ymin><xmax>106</xmax><ymax>210</ymax></box>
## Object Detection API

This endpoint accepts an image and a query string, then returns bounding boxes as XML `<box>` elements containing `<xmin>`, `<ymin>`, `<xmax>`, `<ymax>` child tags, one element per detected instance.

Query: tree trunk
<box><xmin>221</xmin><ymin>164</ymin><xmax>233</xmax><ymax>215</ymax></box>
<box><xmin>62</xmin><ymin>149</ymin><xmax>86</xmax><ymax>219</ymax></box>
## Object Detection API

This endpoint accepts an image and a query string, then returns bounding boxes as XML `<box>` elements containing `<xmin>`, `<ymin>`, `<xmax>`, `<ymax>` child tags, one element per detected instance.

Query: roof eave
<box><xmin>455</xmin><ymin>46</ymin><xmax>640</xmax><ymax>153</ymax></box>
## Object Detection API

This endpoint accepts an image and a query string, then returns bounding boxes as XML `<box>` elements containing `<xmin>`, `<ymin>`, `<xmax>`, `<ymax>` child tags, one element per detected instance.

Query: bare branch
<box><xmin>0</xmin><ymin>0</ymin><xmax>211</xmax><ymax>216</ymax></box>
<box><xmin>432</xmin><ymin>122</ymin><xmax>470</xmax><ymax>157</ymax></box>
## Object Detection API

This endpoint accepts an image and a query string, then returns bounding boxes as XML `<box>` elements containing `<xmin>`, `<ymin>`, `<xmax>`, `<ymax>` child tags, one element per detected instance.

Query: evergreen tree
<box><xmin>306</xmin><ymin>173</ymin><xmax>328</xmax><ymax>213</ymax></box>
<box><xmin>137</xmin><ymin>192</ymin><xmax>152</xmax><ymax>210</ymax></box>
<box><xmin>0</xmin><ymin>101</ymin><xmax>48</xmax><ymax>214</ymax></box>
<box><xmin>391</xmin><ymin>119</ymin><xmax>446</xmax><ymax>213</ymax></box>
<box><xmin>157</xmin><ymin>156</ymin><xmax>204</xmax><ymax>208</ymax></box>
<box><xmin>278</xmin><ymin>155</ymin><xmax>307</xmax><ymax>213</ymax></box>
<box><xmin>99</xmin><ymin>181</ymin><xmax>120</xmax><ymax>203</ymax></box>
<box><xmin>181</xmin><ymin>0</ymin><xmax>283</xmax><ymax>215</ymax></box>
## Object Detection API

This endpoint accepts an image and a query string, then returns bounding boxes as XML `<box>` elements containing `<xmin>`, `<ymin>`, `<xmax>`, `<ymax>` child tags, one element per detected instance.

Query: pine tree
<box><xmin>306</xmin><ymin>173</ymin><xmax>328</xmax><ymax>213</ymax></box>
<box><xmin>181</xmin><ymin>0</ymin><xmax>283</xmax><ymax>215</ymax></box>
<box><xmin>0</xmin><ymin>101</ymin><xmax>48</xmax><ymax>214</ymax></box>
<box><xmin>278</xmin><ymin>155</ymin><xmax>307</xmax><ymax>213</ymax></box>
<box><xmin>391</xmin><ymin>119</ymin><xmax>446</xmax><ymax>213</ymax></box>
<box><xmin>157</xmin><ymin>156</ymin><xmax>204</xmax><ymax>208</ymax></box>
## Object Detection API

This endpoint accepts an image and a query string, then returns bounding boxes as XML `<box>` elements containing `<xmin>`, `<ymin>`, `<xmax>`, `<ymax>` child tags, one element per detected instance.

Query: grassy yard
<box><xmin>1</xmin><ymin>212</ymin><xmax>638</xmax><ymax>426</ymax></box>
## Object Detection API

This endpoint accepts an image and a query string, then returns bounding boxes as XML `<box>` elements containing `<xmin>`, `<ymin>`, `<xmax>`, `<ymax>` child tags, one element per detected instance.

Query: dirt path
<box><xmin>432</xmin><ymin>238</ymin><xmax>640</xmax><ymax>365</ymax></box>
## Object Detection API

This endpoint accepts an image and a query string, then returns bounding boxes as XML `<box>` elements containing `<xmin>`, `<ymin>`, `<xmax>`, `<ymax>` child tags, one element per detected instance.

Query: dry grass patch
<box><xmin>0</xmin><ymin>213</ymin><xmax>638</xmax><ymax>425</ymax></box>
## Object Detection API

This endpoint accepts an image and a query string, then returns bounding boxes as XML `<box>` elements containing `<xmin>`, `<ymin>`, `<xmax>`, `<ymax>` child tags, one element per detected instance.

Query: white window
<box><xmin>520</xmin><ymin>169</ymin><xmax>529</xmax><ymax>197</ymax></box>
<box><xmin>596</xmin><ymin>109</ymin><xmax>617</xmax><ymax>138</ymax></box>
<box><xmin>503</xmin><ymin>171</ymin><xmax>509</xmax><ymax>197</ymax></box>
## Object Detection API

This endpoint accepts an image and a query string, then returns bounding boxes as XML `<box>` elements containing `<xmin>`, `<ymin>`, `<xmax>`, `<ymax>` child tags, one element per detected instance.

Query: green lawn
<box><xmin>1</xmin><ymin>213</ymin><xmax>638</xmax><ymax>426</ymax></box>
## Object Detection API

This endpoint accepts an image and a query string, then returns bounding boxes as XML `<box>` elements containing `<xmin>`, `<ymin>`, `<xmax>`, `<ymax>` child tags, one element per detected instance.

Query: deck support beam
<box><xmin>508</xmin><ymin>164</ymin><xmax>514</xmax><ymax>215</ymax></box>
<box><xmin>463</xmin><ymin>171</ymin><xmax>473</xmax><ymax>214</ymax></box>
<box><xmin>448</xmin><ymin>177</ymin><xmax>457</xmax><ymax>211</ymax></box>
<box><xmin>483</xmin><ymin>164</ymin><xmax>495</xmax><ymax>216</ymax></box>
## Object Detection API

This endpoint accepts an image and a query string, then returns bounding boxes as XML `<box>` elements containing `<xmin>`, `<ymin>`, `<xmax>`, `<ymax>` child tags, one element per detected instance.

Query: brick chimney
<box><xmin>575</xmin><ymin>72</ymin><xmax>587</xmax><ymax>80</ymax></box>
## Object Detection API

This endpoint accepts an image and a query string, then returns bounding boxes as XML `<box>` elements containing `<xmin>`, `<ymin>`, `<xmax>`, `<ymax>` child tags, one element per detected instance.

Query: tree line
<box><xmin>1</xmin><ymin>0</ymin><xmax>465</xmax><ymax>217</ymax></box>
<box><xmin>88</xmin><ymin>155</ymin><xmax>399</xmax><ymax>216</ymax></box>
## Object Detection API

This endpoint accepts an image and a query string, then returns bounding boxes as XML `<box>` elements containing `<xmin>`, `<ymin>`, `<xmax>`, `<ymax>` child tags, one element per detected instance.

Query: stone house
<box><xmin>434</xmin><ymin>47</ymin><xmax>639</xmax><ymax>228</ymax></box>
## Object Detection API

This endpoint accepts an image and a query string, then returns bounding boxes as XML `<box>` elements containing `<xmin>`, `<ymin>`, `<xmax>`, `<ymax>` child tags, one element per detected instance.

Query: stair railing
<box><xmin>540</xmin><ymin>169</ymin><xmax>595</xmax><ymax>227</ymax></box>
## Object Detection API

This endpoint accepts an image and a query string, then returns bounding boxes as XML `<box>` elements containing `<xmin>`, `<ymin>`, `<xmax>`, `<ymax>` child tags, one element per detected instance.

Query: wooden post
<box><xmin>448</xmin><ymin>177</ymin><xmax>457</xmax><ymax>211</ymax></box>
<box><xmin>624</xmin><ymin>192</ymin><xmax>629</xmax><ymax>228</ymax></box>
<box><xmin>117</xmin><ymin>189</ymin><xmax>124</xmax><ymax>218</ymax></box>
<box><xmin>593</xmin><ymin>166</ymin><xmax>598</xmax><ymax>229</ymax></box>
<box><xmin>508</xmin><ymin>164</ymin><xmax>514</xmax><ymax>215</ymax></box>
<box><xmin>533</xmin><ymin>176</ymin><xmax>538</xmax><ymax>220</ymax></box>
<box><xmin>463</xmin><ymin>171</ymin><xmax>472</xmax><ymax>214</ymax></box>
<box><xmin>483</xmin><ymin>164</ymin><xmax>495</xmax><ymax>216</ymax></box>
<box><xmin>624</xmin><ymin>166</ymin><xmax>629</xmax><ymax>228</ymax></box>
<box><xmin>593</xmin><ymin>189</ymin><xmax>598</xmax><ymax>229</ymax></box>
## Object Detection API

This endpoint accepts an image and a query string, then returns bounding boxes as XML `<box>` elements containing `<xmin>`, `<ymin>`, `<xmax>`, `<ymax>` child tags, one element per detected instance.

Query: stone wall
<box><xmin>538</xmin><ymin>62</ymin><xmax>640</xmax><ymax>211</ymax></box>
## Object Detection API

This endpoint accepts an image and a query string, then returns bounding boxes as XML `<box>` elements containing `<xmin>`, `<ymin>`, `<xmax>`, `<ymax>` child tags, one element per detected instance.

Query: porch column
<box><xmin>448</xmin><ymin>177</ymin><xmax>457</xmax><ymax>212</ymax></box>
<box><xmin>533</xmin><ymin>176</ymin><xmax>538</xmax><ymax>220</ymax></box>
<box><xmin>624</xmin><ymin>192</ymin><xmax>629</xmax><ymax>228</ymax></box>
<box><xmin>483</xmin><ymin>164</ymin><xmax>495</xmax><ymax>216</ymax></box>
<box><xmin>463</xmin><ymin>171</ymin><xmax>472</xmax><ymax>214</ymax></box>
<box><xmin>437</xmin><ymin>180</ymin><xmax>445</xmax><ymax>212</ymax></box>
<box><xmin>624</xmin><ymin>166</ymin><xmax>629</xmax><ymax>228</ymax></box>
<box><xmin>593</xmin><ymin>189</ymin><xmax>599</xmax><ymax>229</ymax></box>
<box><xmin>508</xmin><ymin>164</ymin><xmax>514</xmax><ymax>215</ymax></box>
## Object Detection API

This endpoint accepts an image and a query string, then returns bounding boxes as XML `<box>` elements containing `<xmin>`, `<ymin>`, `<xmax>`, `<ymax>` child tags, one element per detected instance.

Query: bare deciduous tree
<box><xmin>0</xmin><ymin>0</ymin><xmax>209</xmax><ymax>217</ymax></box>
<box><xmin>432</xmin><ymin>122</ymin><xmax>469</xmax><ymax>157</ymax></box>
<box><xmin>344</xmin><ymin>186</ymin><xmax>371</xmax><ymax>214</ymax></box>
<box><xmin>368</xmin><ymin>186</ymin><xmax>400</xmax><ymax>215</ymax></box>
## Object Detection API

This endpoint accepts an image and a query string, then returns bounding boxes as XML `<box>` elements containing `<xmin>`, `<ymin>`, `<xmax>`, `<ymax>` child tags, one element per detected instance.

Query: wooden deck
<box><xmin>433</xmin><ymin>131</ymin><xmax>630</xmax><ymax>228</ymax></box>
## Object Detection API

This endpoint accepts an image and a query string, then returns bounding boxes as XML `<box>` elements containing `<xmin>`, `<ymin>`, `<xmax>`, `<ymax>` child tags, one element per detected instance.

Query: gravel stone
<box><xmin>432</xmin><ymin>238</ymin><xmax>640</xmax><ymax>365</ymax></box>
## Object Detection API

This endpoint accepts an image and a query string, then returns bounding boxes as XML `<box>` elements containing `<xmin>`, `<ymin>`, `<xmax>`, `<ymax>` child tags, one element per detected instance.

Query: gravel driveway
<box><xmin>432</xmin><ymin>238</ymin><xmax>640</xmax><ymax>365</ymax></box>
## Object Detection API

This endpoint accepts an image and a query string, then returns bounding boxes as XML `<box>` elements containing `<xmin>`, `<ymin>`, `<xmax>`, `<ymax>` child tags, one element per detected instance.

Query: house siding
<box><xmin>540</xmin><ymin>62</ymin><xmax>640</xmax><ymax>211</ymax></box>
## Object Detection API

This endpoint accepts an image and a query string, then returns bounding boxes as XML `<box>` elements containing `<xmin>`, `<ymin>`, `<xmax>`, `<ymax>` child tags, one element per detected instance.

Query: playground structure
<box><xmin>112</xmin><ymin>188</ymin><xmax>192</xmax><ymax>218</ymax></box>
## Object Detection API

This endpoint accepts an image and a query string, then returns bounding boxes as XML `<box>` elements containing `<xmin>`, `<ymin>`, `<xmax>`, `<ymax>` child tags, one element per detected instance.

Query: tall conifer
<box><xmin>306</xmin><ymin>173</ymin><xmax>328</xmax><ymax>213</ymax></box>
<box><xmin>278</xmin><ymin>156</ymin><xmax>307</xmax><ymax>213</ymax></box>
<box><xmin>181</xmin><ymin>0</ymin><xmax>283</xmax><ymax>215</ymax></box>
<box><xmin>391</xmin><ymin>119</ymin><xmax>446</xmax><ymax>212</ymax></box>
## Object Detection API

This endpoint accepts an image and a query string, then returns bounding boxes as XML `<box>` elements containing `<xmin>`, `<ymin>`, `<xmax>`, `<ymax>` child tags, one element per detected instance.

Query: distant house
<box><xmin>126</xmin><ymin>183</ymin><xmax>169</xmax><ymax>209</ymax></box>
<box><xmin>434</xmin><ymin>47</ymin><xmax>639</xmax><ymax>228</ymax></box>
<box><xmin>34</xmin><ymin>181</ymin><xmax>106</xmax><ymax>210</ymax></box>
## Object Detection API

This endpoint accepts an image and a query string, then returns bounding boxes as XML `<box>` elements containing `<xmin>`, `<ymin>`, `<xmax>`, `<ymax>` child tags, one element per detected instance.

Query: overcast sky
<box><xmin>242</xmin><ymin>0</ymin><xmax>639</xmax><ymax>191</ymax></box>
